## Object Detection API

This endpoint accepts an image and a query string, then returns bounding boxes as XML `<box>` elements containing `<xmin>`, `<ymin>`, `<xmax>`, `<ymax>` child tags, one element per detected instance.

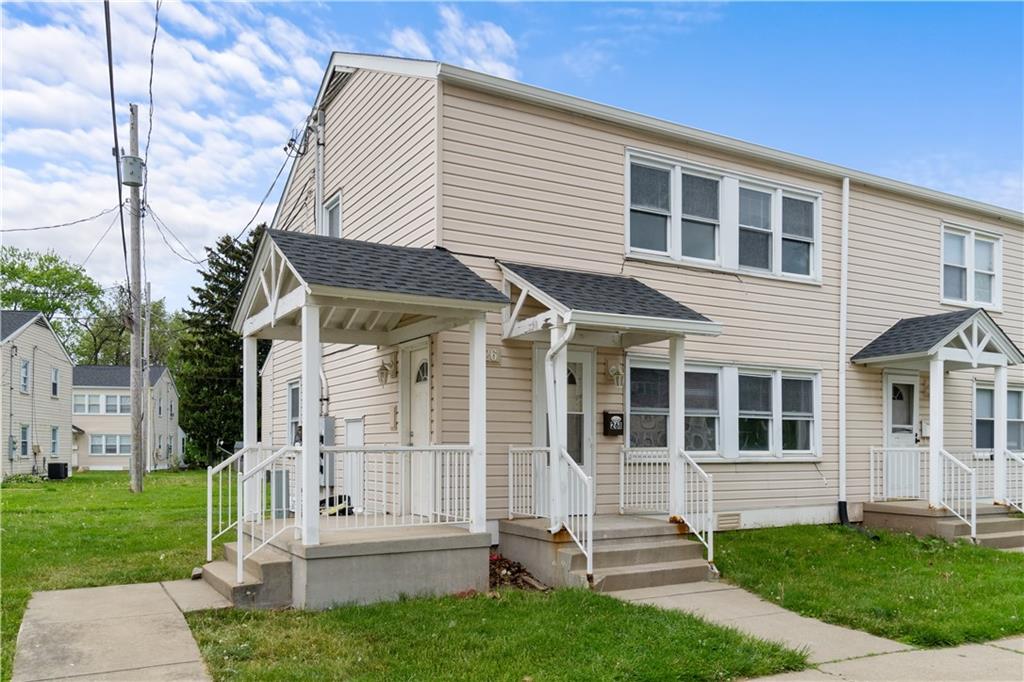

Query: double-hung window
<box><xmin>288</xmin><ymin>381</ymin><xmax>301</xmax><ymax>445</ymax></box>
<box><xmin>73</xmin><ymin>394</ymin><xmax>86</xmax><ymax>414</ymax></box>
<box><xmin>20</xmin><ymin>425</ymin><xmax>29</xmax><ymax>457</ymax></box>
<box><xmin>628</xmin><ymin>163</ymin><xmax>671</xmax><ymax>253</ymax></box>
<box><xmin>684</xmin><ymin>370</ymin><xmax>719</xmax><ymax>453</ymax></box>
<box><xmin>120</xmin><ymin>395</ymin><xmax>130</xmax><ymax>414</ymax></box>
<box><xmin>90</xmin><ymin>435</ymin><xmax>103</xmax><ymax>454</ymax></box>
<box><xmin>51</xmin><ymin>368</ymin><xmax>59</xmax><ymax>397</ymax></box>
<box><xmin>626</xmin><ymin>152</ymin><xmax>820</xmax><ymax>281</ymax></box>
<box><xmin>87</xmin><ymin>395</ymin><xmax>101</xmax><ymax>414</ymax></box>
<box><xmin>51</xmin><ymin>426</ymin><xmax>59</xmax><ymax>454</ymax></box>
<box><xmin>105</xmin><ymin>395</ymin><xmax>119</xmax><ymax>414</ymax></box>
<box><xmin>943</xmin><ymin>225</ymin><xmax>1001</xmax><ymax>307</ymax></box>
<box><xmin>680</xmin><ymin>174</ymin><xmax>719</xmax><ymax>261</ymax></box>
<box><xmin>782</xmin><ymin>377</ymin><xmax>815</xmax><ymax>451</ymax></box>
<box><xmin>324</xmin><ymin>193</ymin><xmax>342</xmax><ymax>238</ymax></box>
<box><xmin>738</xmin><ymin>374</ymin><xmax>772</xmax><ymax>452</ymax></box>
<box><xmin>19</xmin><ymin>360</ymin><xmax>30</xmax><ymax>392</ymax></box>
<box><xmin>626</xmin><ymin>363</ymin><xmax>721</xmax><ymax>453</ymax></box>
<box><xmin>975</xmin><ymin>387</ymin><xmax>1024</xmax><ymax>451</ymax></box>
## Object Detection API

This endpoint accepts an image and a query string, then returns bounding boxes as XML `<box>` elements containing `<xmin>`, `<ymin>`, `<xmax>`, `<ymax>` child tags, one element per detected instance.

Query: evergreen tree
<box><xmin>177</xmin><ymin>226</ymin><xmax>268</xmax><ymax>464</ymax></box>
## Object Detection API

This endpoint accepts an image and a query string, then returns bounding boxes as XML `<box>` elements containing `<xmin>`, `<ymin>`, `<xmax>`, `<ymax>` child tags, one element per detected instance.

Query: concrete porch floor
<box><xmin>862</xmin><ymin>499</ymin><xmax>1024</xmax><ymax>549</ymax></box>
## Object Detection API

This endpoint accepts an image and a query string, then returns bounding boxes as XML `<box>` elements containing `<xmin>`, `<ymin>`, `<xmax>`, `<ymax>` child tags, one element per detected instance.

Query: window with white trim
<box><xmin>105</xmin><ymin>395</ymin><xmax>118</xmax><ymax>414</ymax></box>
<box><xmin>975</xmin><ymin>386</ymin><xmax>1024</xmax><ymax>451</ymax></box>
<box><xmin>120</xmin><ymin>395</ymin><xmax>130</xmax><ymax>414</ymax></box>
<box><xmin>51</xmin><ymin>368</ymin><xmax>59</xmax><ymax>397</ymax></box>
<box><xmin>51</xmin><ymin>426</ymin><xmax>59</xmax><ymax>454</ymax></box>
<box><xmin>20</xmin><ymin>360</ymin><xmax>30</xmax><ymax>393</ymax></box>
<box><xmin>626</xmin><ymin>152</ymin><xmax>820</xmax><ymax>280</ymax></box>
<box><xmin>287</xmin><ymin>381</ymin><xmax>301</xmax><ymax>445</ymax></box>
<box><xmin>324</xmin><ymin>192</ymin><xmax>342</xmax><ymax>238</ymax></box>
<box><xmin>74</xmin><ymin>394</ymin><xmax>86</xmax><ymax>414</ymax></box>
<box><xmin>943</xmin><ymin>225</ymin><xmax>1001</xmax><ymax>307</ymax></box>
<box><xmin>89</xmin><ymin>434</ymin><xmax>130</xmax><ymax>455</ymax></box>
<box><xmin>626</xmin><ymin>358</ymin><xmax>819</xmax><ymax>459</ymax></box>
<box><xmin>20</xmin><ymin>425</ymin><xmax>29</xmax><ymax>457</ymax></box>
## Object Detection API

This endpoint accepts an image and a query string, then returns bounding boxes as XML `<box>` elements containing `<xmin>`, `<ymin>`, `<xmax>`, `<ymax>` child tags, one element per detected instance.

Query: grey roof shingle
<box><xmin>501</xmin><ymin>262</ymin><xmax>712</xmax><ymax>323</ymax></box>
<box><xmin>267</xmin><ymin>230</ymin><xmax>507</xmax><ymax>305</ymax></box>
<box><xmin>1</xmin><ymin>310</ymin><xmax>42</xmax><ymax>342</ymax></box>
<box><xmin>73</xmin><ymin>365</ymin><xmax>167</xmax><ymax>387</ymax></box>
<box><xmin>851</xmin><ymin>308</ymin><xmax>983</xmax><ymax>361</ymax></box>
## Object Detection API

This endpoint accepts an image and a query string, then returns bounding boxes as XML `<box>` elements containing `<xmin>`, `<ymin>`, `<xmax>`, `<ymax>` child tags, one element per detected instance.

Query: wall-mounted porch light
<box><xmin>607</xmin><ymin>363</ymin><xmax>625</xmax><ymax>388</ymax></box>
<box><xmin>377</xmin><ymin>353</ymin><xmax>398</xmax><ymax>387</ymax></box>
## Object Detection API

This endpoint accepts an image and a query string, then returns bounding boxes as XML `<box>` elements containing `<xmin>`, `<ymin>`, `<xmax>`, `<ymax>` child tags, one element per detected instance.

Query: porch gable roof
<box><xmin>851</xmin><ymin>308</ymin><xmax>1024</xmax><ymax>366</ymax></box>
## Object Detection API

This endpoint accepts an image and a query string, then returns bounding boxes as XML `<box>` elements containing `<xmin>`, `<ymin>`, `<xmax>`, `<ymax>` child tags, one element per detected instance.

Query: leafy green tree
<box><xmin>75</xmin><ymin>289</ymin><xmax>184</xmax><ymax>369</ymax></box>
<box><xmin>0</xmin><ymin>246</ymin><xmax>104</xmax><ymax>347</ymax></box>
<box><xmin>177</xmin><ymin>227</ymin><xmax>268</xmax><ymax>464</ymax></box>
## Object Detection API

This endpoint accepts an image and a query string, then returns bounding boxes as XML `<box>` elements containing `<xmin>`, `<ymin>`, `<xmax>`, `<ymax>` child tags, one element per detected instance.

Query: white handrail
<box><xmin>678</xmin><ymin>450</ymin><xmax>714</xmax><ymax>565</ymax></box>
<box><xmin>323</xmin><ymin>444</ymin><xmax>472</xmax><ymax>453</ymax></box>
<box><xmin>558</xmin><ymin>447</ymin><xmax>593</xmax><ymax>577</ymax></box>
<box><xmin>508</xmin><ymin>446</ymin><xmax>549</xmax><ymax>518</ymax></box>
<box><xmin>206</xmin><ymin>446</ymin><xmax>249</xmax><ymax>562</ymax></box>
<box><xmin>236</xmin><ymin>445</ymin><xmax>300</xmax><ymax>583</ymax></box>
<box><xmin>939</xmin><ymin>449</ymin><xmax>976</xmax><ymax>541</ymax></box>
<box><xmin>869</xmin><ymin>446</ymin><xmax>928</xmax><ymax>502</ymax></box>
<box><xmin>1006</xmin><ymin>450</ymin><xmax>1024</xmax><ymax>514</ymax></box>
<box><xmin>619</xmin><ymin>446</ymin><xmax>669</xmax><ymax>513</ymax></box>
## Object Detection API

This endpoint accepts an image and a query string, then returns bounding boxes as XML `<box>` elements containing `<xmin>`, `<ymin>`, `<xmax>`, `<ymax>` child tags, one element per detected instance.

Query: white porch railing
<box><xmin>939</xmin><ymin>449</ymin><xmax>977</xmax><ymax>541</ymax></box>
<box><xmin>206</xmin><ymin>447</ymin><xmax>248</xmax><ymax>562</ymax></box>
<box><xmin>237</xmin><ymin>445</ymin><xmax>301</xmax><ymax>583</ymax></box>
<box><xmin>619</xmin><ymin>446</ymin><xmax>669</xmax><ymax>514</ymax></box>
<box><xmin>868</xmin><ymin>447</ymin><xmax>929</xmax><ymax>502</ymax></box>
<box><xmin>558</xmin><ymin>447</ymin><xmax>593</xmax><ymax>576</ymax></box>
<box><xmin>678</xmin><ymin>451</ymin><xmax>714</xmax><ymax>564</ymax></box>
<box><xmin>508</xmin><ymin>446</ymin><xmax>549</xmax><ymax>518</ymax></box>
<box><xmin>319</xmin><ymin>446</ymin><xmax>472</xmax><ymax>529</ymax></box>
<box><xmin>1006</xmin><ymin>451</ymin><xmax>1024</xmax><ymax>514</ymax></box>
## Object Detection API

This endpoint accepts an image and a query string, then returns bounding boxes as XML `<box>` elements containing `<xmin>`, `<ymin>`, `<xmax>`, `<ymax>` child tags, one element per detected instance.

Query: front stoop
<box><xmin>202</xmin><ymin>542</ymin><xmax>292</xmax><ymax>609</ymax></box>
<box><xmin>863</xmin><ymin>501</ymin><xmax>1024</xmax><ymax>550</ymax></box>
<box><xmin>499</xmin><ymin>517</ymin><xmax>713</xmax><ymax>591</ymax></box>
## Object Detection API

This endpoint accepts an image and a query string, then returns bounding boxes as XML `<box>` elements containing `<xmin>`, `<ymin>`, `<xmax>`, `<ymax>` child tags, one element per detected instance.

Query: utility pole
<box><xmin>128</xmin><ymin>103</ymin><xmax>144</xmax><ymax>493</ymax></box>
<box><xmin>143</xmin><ymin>281</ymin><xmax>152</xmax><ymax>473</ymax></box>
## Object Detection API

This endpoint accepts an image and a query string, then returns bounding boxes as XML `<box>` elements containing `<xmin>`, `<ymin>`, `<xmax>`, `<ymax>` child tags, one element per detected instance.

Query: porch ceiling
<box><xmin>851</xmin><ymin>308</ymin><xmax>1024</xmax><ymax>370</ymax></box>
<box><xmin>232</xmin><ymin>230</ymin><xmax>507</xmax><ymax>344</ymax></box>
<box><xmin>499</xmin><ymin>262</ymin><xmax>721</xmax><ymax>346</ymax></box>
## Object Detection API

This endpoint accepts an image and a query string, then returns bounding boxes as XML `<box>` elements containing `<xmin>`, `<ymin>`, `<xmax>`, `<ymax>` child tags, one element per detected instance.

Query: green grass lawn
<box><xmin>187</xmin><ymin>589</ymin><xmax>805</xmax><ymax>681</ymax></box>
<box><xmin>1</xmin><ymin>470</ymin><xmax>215</xmax><ymax>680</ymax></box>
<box><xmin>716</xmin><ymin>524</ymin><xmax>1024</xmax><ymax>647</ymax></box>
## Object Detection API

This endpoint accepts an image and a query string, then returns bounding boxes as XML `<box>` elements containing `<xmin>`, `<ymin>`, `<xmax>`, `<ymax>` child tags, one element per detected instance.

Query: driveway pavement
<box><xmin>611</xmin><ymin>583</ymin><xmax>1024</xmax><ymax>681</ymax></box>
<box><xmin>12</xmin><ymin>580</ymin><xmax>229</xmax><ymax>682</ymax></box>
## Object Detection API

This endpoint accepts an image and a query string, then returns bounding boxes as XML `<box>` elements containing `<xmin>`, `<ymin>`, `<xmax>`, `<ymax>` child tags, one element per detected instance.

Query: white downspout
<box><xmin>838</xmin><ymin>176</ymin><xmax>850</xmax><ymax>521</ymax></box>
<box><xmin>313</xmin><ymin>109</ymin><xmax>330</xmax><ymax>419</ymax></box>
<box><xmin>545</xmin><ymin>320</ymin><xmax>576</xmax><ymax>532</ymax></box>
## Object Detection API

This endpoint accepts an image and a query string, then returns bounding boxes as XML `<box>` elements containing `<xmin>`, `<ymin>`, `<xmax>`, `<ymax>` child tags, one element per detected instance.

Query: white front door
<box><xmin>533</xmin><ymin>347</ymin><xmax>595</xmax><ymax>514</ymax></box>
<box><xmin>408</xmin><ymin>346</ymin><xmax>433</xmax><ymax>516</ymax></box>
<box><xmin>884</xmin><ymin>374</ymin><xmax>921</xmax><ymax>498</ymax></box>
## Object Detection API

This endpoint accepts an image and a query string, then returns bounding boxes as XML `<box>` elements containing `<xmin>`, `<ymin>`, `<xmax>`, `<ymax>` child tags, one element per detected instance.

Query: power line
<box><xmin>81</xmin><ymin>211</ymin><xmax>122</xmax><ymax>266</ymax></box>
<box><xmin>141</xmin><ymin>0</ymin><xmax>162</xmax><ymax>296</ymax></box>
<box><xmin>102</xmin><ymin>0</ymin><xmax>131</xmax><ymax>294</ymax></box>
<box><xmin>229</xmin><ymin>149</ymin><xmax>292</xmax><ymax>243</ymax></box>
<box><xmin>146</xmin><ymin>205</ymin><xmax>204</xmax><ymax>265</ymax></box>
<box><xmin>1</xmin><ymin>203</ymin><xmax>124</xmax><ymax>233</ymax></box>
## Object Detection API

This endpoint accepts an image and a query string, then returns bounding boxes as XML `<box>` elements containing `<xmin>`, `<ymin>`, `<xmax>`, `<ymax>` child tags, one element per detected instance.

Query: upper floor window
<box><xmin>51</xmin><ymin>368</ymin><xmax>59</xmax><ymax>397</ymax></box>
<box><xmin>74</xmin><ymin>393</ymin><xmax>128</xmax><ymax>414</ymax></box>
<box><xmin>324</xmin><ymin>193</ymin><xmax>342</xmax><ymax>238</ymax></box>
<box><xmin>942</xmin><ymin>225</ymin><xmax>1001</xmax><ymax>307</ymax></box>
<box><xmin>20</xmin><ymin>360</ymin><xmax>30</xmax><ymax>392</ymax></box>
<box><xmin>627</xmin><ymin>152</ymin><xmax>820</xmax><ymax>281</ymax></box>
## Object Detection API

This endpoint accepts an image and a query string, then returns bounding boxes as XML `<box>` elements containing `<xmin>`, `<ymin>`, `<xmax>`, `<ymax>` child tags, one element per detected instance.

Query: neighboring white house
<box><xmin>1</xmin><ymin>310</ymin><xmax>75</xmax><ymax>479</ymax></box>
<box><xmin>72</xmin><ymin>365</ymin><xmax>181</xmax><ymax>471</ymax></box>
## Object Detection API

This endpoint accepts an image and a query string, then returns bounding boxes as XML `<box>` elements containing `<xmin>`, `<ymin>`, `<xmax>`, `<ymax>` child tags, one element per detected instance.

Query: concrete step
<box><xmin>559</xmin><ymin>537</ymin><xmax>705</xmax><ymax>572</ymax></box>
<box><xmin>201</xmin><ymin>557</ymin><xmax>291</xmax><ymax>609</ymax></box>
<box><xmin>223</xmin><ymin>542</ymin><xmax>292</xmax><ymax>585</ymax></box>
<box><xmin>581</xmin><ymin>558</ymin><xmax>710</xmax><ymax>592</ymax></box>
<box><xmin>976</xmin><ymin>530</ymin><xmax>1024</xmax><ymax>549</ymax></box>
<box><xmin>937</xmin><ymin>515</ymin><xmax>1024</xmax><ymax>539</ymax></box>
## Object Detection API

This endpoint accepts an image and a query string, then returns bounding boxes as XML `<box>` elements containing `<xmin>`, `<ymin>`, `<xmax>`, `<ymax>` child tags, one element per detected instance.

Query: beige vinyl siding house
<box><xmin>1</xmin><ymin>311</ymin><xmax>74</xmax><ymax>478</ymax></box>
<box><xmin>72</xmin><ymin>365</ymin><xmax>181</xmax><ymax>471</ymax></box>
<box><xmin>257</xmin><ymin>52</ymin><xmax>1023</xmax><ymax>537</ymax></box>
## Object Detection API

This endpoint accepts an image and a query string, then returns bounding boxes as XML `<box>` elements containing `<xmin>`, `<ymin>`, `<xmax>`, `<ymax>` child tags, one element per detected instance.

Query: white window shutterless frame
<box><xmin>941</xmin><ymin>224</ymin><xmax>1002</xmax><ymax>309</ymax></box>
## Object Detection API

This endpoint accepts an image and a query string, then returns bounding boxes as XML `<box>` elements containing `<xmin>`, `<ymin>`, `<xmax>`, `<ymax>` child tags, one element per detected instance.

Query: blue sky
<box><xmin>2</xmin><ymin>2</ymin><xmax>1021</xmax><ymax>310</ymax></box>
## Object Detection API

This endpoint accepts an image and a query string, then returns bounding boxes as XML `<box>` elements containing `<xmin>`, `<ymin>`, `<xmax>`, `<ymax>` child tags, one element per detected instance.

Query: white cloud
<box><xmin>388</xmin><ymin>27</ymin><xmax>433</xmax><ymax>61</ymax></box>
<box><xmin>387</xmin><ymin>5</ymin><xmax>519</xmax><ymax>80</ymax></box>
<box><xmin>881</xmin><ymin>154</ymin><xmax>1024</xmax><ymax>212</ymax></box>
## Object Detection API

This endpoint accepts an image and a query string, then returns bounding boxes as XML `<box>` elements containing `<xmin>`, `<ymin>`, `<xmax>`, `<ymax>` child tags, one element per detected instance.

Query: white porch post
<box><xmin>242</xmin><ymin>335</ymin><xmax>259</xmax><ymax>518</ymax></box>
<box><xmin>668</xmin><ymin>336</ymin><xmax>686</xmax><ymax>520</ymax></box>
<box><xmin>300</xmin><ymin>305</ymin><xmax>321</xmax><ymax>546</ymax></box>
<box><xmin>468</xmin><ymin>315</ymin><xmax>487</xmax><ymax>533</ymax></box>
<box><xmin>928</xmin><ymin>357</ymin><xmax>944</xmax><ymax>507</ymax></box>
<box><xmin>546</xmin><ymin>324</ymin><xmax>567</xmax><ymax>530</ymax></box>
<box><xmin>994</xmin><ymin>365</ymin><xmax>1008</xmax><ymax>503</ymax></box>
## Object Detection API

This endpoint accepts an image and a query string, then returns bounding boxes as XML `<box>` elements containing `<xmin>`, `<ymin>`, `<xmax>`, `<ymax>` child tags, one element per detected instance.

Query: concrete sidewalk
<box><xmin>611</xmin><ymin>583</ymin><xmax>1024</xmax><ymax>680</ymax></box>
<box><xmin>12</xmin><ymin>580</ymin><xmax>229</xmax><ymax>682</ymax></box>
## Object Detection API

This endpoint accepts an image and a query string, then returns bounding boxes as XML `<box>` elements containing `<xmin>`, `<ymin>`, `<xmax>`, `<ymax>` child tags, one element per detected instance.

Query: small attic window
<box><xmin>324</xmin><ymin>193</ymin><xmax>342</xmax><ymax>238</ymax></box>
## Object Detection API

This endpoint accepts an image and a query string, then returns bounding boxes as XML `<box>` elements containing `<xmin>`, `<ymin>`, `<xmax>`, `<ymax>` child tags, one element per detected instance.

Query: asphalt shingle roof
<box><xmin>501</xmin><ymin>262</ymin><xmax>712</xmax><ymax>323</ymax></box>
<box><xmin>73</xmin><ymin>365</ymin><xmax>167</xmax><ymax>387</ymax></box>
<box><xmin>851</xmin><ymin>308</ymin><xmax>982</xmax><ymax>361</ymax></box>
<box><xmin>1</xmin><ymin>310</ymin><xmax>42</xmax><ymax>342</ymax></box>
<box><xmin>267</xmin><ymin>230</ymin><xmax>507</xmax><ymax>305</ymax></box>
